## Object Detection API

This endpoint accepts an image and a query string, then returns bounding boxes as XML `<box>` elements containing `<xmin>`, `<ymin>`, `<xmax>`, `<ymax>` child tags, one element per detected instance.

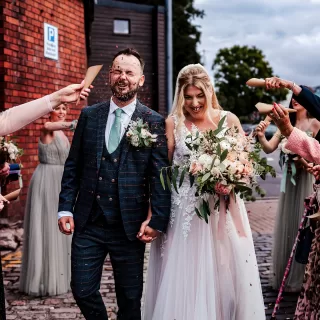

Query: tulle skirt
<box><xmin>143</xmin><ymin>195</ymin><xmax>265</xmax><ymax>320</ymax></box>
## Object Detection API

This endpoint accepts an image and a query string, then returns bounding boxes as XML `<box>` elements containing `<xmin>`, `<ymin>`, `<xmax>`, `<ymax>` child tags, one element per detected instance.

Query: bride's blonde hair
<box><xmin>170</xmin><ymin>64</ymin><xmax>221</xmax><ymax>128</ymax></box>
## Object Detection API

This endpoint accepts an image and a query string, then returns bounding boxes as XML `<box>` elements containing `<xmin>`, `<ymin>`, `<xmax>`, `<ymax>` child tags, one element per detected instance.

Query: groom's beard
<box><xmin>111</xmin><ymin>80</ymin><xmax>140</xmax><ymax>102</ymax></box>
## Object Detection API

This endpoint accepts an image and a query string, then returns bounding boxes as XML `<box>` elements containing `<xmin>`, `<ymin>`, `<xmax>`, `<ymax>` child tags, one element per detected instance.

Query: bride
<box><xmin>142</xmin><ymin>64</ymin><xmax>265</xmax><ymax>319</ymax></box>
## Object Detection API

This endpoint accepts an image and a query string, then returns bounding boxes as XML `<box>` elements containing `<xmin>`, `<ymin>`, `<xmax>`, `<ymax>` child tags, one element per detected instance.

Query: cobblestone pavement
<box><xmin>3</xmin><ymin>199</ymin><xmax>300</xmax><ymax>319</ymax></box>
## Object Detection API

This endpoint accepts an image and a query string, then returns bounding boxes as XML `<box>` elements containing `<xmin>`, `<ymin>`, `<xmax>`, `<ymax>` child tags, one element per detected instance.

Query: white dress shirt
<box><xmin>58</xmin><ymin>98</ymin><xmax>137</xmax><ymax>220</ymax></box>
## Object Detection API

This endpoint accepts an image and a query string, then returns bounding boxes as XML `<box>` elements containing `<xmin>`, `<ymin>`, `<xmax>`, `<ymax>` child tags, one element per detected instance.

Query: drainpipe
<box><xmin>166</xmin><ymin>0</ymin><xmax>173</xmax><ymax>113</ymax></box>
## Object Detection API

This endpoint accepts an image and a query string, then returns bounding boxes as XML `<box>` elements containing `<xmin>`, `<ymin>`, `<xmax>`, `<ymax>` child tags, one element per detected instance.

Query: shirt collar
<box><xmin>109</xmin><ymin>98</ymin><xmax>137</xmax><ymax>116</ymax></box>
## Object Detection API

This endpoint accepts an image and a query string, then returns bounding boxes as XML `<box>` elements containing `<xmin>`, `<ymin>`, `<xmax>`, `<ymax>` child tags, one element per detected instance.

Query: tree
<box><xmin>172</xmin><ymin>1</ymin><xmax>204</xmax><ymax>83</ymax></box>
<box><xmin>213</xmin><ymin>45</ymin><xmax>288</xmax><ymax>119</ymax></box>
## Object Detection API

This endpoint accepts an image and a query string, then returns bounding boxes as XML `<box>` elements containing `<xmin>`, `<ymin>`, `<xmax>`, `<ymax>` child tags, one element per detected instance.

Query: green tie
<box><xmin>108</xmin><ymin>108</ymin><xmax>123</xmax><ymax>153</ymax></box>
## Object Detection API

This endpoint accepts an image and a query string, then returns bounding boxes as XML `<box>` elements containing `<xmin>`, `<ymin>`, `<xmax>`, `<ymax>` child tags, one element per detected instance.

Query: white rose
<box><xmin>131</xmin><ymin>135</ymin><xmax>140</xmax><ymax>147</ymax></box>
<box><xmin>220</xmin><ymin>141</ymin><xmax>231</xmax><ymax>151</ymax></box>
<box><xmin>227</xmin><ymin>162</ymin><xmax>237</xmax><ymax>175</ymax></box>
<box><xmin>9</xmin><ymin>153</ymin><xmax>15</xmax><ymax>160</ymax></box>
<box><xmin>211</xmin><ymin>167</ymin><xmax>220</xmax><ymax>177</ymax></box>
<box><xmin>213</xmin><ymin>158</ymin><xmax>220</xmax><ymax>166</ymax></box>
<box><xmin>234</xmin><ymin>144</ymin><xmax>244</xmax><ymax>152</ymax></box>
<box><xmin>198</xmin><ymin>154</ymin><xmax>213</xmax><ymax>169</ymax></box>
<box><xmin>8</xmin><ymin>147</ymin><xmax>14</xmax><ymax>154</ymax></box>
<box><xmin>227</xmin><ymin>137</ymin><xmax>237</xmax><ymax>145</ymax></box>
<box><xmin>140</xmin><ymin>129</ymin><xmax>148</xmax><ymax>138</ymax></box>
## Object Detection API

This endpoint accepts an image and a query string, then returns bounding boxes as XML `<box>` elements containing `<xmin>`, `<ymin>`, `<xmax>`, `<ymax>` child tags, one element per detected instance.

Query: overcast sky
<box><xmin>193</xmin><ymin>0</ymin><xmax>320</xmax><ymax>87</ymax></box>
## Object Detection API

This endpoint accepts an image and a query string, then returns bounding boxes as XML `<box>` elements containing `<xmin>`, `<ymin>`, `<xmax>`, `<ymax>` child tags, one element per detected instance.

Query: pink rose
<box><xmin>189</xmin><ymin>161</ymin><xmax>203</xmax><ymax>175</ymax></box>
<box><xmin>227</xmin><ymin>151</ymin><xmax>237</xmax><ymax>161</ymax></box>
<box><xmin>239</xmin><ymin>152</ymin><xmax>249</xmax><ymax>164</ymax></box>
<box><xmin>235</xmin><ymin>163</ymin><xmax>245</xmax><ymax>174</ymax></box>
<box><xmin>214</xmin><ymin>182</ymin><xmax>232</xmax><ymax>196</ymax></box>
<box><xmin>243</xmin><ymin>162</ymin><xmax>254</xmax><ymax>176</ymax></box>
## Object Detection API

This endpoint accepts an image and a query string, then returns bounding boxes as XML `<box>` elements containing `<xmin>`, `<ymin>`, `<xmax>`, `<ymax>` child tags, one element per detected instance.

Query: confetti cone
<box><xmin>246</xmin><ymin>78</ymin><xmax>266</xmax><ymax>87</ymax></box>
<box><xmin>255</xmin><ymin>102</ymin><xmax>297</xmax><ymax>115</ymax></box>
<box><xmin>76</xmin><ymin>65</ymin><xmax>103</xmax><ymax>105</ymax></box>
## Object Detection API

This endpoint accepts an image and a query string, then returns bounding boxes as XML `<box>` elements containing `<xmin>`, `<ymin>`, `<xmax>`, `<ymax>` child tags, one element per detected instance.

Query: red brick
<box><xmin>1</xmin><ymin>0</ymin><xmax>87</xmax><ymax>219</ymax></box>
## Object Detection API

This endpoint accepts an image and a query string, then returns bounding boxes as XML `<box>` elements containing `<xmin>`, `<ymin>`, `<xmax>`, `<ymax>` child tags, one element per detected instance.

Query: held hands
<box><xmin>137</xmin><ymin>219</ymin><xmax>160</xmax><ymax>244</ymax></box>
<box><xmin>58</xmin><ymin>216</ymin><xmax>74</xmax><ymax>235</ymax></box>
<box><xmin>268</xmin><ymin>103</ymin><xmax>294</xmax><ymax>137</ymax></box>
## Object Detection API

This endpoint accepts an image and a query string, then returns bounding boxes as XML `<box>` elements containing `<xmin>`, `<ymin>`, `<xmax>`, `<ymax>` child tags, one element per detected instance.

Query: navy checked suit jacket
<box><xmin>58</xmin><ymin>100</ymin><xmax>171</xmax><ymax>240</ymax></box>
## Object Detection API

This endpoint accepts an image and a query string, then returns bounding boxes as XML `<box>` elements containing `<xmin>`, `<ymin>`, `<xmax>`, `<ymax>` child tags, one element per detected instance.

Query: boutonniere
<box><xmin>126</xmin><ymin>118</ymin><xmax>157</xmax><ymax>147</ymax></box>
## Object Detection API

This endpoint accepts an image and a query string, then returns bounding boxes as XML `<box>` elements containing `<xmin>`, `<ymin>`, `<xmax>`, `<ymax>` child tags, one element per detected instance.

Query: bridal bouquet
<box><xmin>160</xmin><ymin>116</ymin><xmax>276</xmax><ymax>222</ymax></box>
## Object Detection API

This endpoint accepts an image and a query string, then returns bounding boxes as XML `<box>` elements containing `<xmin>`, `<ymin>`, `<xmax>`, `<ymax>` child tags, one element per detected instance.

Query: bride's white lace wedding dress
<box><xmin>143</xmin><ymin>111</ymin><xmax>265</xmax><ymax>320</ymax></box>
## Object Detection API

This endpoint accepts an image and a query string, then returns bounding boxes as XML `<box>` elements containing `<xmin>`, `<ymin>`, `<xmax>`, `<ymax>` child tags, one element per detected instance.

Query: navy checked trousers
<box><xmin>71</xmin><ymin>216</ymin><xmax>145</xmax><ymax>320</ymax></box>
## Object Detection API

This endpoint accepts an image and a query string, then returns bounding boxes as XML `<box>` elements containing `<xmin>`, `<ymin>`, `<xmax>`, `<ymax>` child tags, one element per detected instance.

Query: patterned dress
<box><xmin>295</xmin><ymin>219</ymin><xmax>320</xmax><ymax>319</ymax></box>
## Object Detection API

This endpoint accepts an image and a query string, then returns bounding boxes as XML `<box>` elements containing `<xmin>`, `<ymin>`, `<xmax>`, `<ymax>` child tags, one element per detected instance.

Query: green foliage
<box><xmin>213</xmin><ymin>45</ymin><xmax>288</xmax><ymax>117</ymax></box>
<box><xmin>172</xmin><ymin>0</ymin><xmax>204</xmax><ymax>84</ymax></box>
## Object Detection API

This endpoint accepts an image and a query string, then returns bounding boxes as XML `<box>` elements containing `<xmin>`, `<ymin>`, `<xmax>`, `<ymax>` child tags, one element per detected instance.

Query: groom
<box><xmin>57</xmin><ymin>48</ymin><xmax>171</xmax><ymax>320</ymax></box>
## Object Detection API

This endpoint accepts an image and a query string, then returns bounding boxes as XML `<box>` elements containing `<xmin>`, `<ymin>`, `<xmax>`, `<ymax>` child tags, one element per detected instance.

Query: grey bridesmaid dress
<box><xmin>19</xmin><ymin>132</ymin><xmax>72</xmax><ymax>296</ymax></box>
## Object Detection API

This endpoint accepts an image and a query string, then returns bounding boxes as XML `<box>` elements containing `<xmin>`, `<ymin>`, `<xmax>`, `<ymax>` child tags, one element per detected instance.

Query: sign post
<box><xmin>44</xmin><ymin>23</ymin><xmax>59</xmax><ymax>60</ymax></box>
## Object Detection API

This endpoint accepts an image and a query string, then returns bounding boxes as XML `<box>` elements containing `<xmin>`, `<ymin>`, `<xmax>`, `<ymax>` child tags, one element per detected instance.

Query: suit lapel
<box><xmin>119</xmin><ymin>101</ymin><xmax>144</xmax><ymax>168</ymax></box>
<box><xmin>96</xmin><ymin>101</ymin><xmax>110</xmax><ymax>169</ymax></box>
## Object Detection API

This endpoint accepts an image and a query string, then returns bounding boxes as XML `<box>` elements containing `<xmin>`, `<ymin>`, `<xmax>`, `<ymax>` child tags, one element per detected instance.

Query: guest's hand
<box><xmin>312</xmin><ymin>165</ymin><xmax>320</xmax><ymax>180</ymax></box>
<box><xmin>268</xmin><ymin>103</ymin><xmax>294</xmax><ymax>137</ymax></box>
<box><xmin>58</xmin><ymin>216</ymin><xmax>74</xmax><ymax>235</ymax></box>
<box><xmin>0</xmin><ymin>162</ymin><xmax>10</xmax><ymax>179</ymax></box>
<box><xmin>265</xmin><ymin>77</ymin><xmax>292</xmax><ymax>90</ymax></box>
<box><xmin>255</xmin><ymin>121</ymin><xmax>269</xmax><ymax>138</ymax></box>
<box><xmin>50</xmin><ymin>81</ymin><xmax>85</xmax><ymax>105</ymax></box>
<box><xmin>0</xmin><ymin>194</ymin><xmax>9</xmax><ymax>212</ymax></box>
<box><xmin>306</xmin><ymin>163</ymin><xmax>314</xmax><ymax>174</ymax></box>
<box><xmin>79</xmin><ymin>86</ymin><xmax>93</xmax><ymax>101</ymax></box>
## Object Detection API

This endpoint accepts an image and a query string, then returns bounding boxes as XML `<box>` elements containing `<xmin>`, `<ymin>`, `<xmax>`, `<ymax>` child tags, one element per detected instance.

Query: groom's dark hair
<box><xmin>112</xmin><ymin>48</ymin><xmax>145</xmax><ymax>72</ymax></box>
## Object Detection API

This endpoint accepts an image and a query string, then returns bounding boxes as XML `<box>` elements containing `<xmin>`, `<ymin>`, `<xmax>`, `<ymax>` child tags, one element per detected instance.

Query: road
<box><xmin>257</xmin><ymin>149</ymin><xmax>282</xmax><ymax>199</ymax></box>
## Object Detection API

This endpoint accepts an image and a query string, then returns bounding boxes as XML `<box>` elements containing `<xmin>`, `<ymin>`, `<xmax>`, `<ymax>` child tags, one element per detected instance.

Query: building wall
<box><xmin>0</xmin><ymin>0</ymin><xmax>87</xmax><ymax>219</ymax></box>
<box><xmin>89</xmin><ymin>1</ymin><xmax>167</xmax><ymax>116</ymax></box>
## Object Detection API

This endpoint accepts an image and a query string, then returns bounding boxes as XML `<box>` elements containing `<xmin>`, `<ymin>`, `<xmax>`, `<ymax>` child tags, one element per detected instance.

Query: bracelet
<box><xmin>290</xmin><ymin>82</ymin><xmax>296</xmax><ymax>91</ymax></box>
<box><xmin>70</xmin><ymin>120</ymin><xmax>78</xmax><ymax>132</ymax></box>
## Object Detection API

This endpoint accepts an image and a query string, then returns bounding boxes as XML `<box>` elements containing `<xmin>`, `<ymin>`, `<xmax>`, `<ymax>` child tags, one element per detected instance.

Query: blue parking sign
<box><xmin>44</xmin><ymin>23</ymin><xmax>58</xmax><ymax>60</ymax></box>
<box><xmin>48</xmin><ymin>26</ymin><xmax>55</xmax><ymax>42</ymax></box>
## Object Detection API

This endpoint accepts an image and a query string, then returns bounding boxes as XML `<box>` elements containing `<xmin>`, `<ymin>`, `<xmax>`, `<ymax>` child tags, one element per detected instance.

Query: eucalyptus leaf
<box><xmin>195</xmin><ymin>207</ymin><xmax>203</xmax><ymax>220</ymax></box>
<box><xmin>201</xmin><ymin>172</ymin><xmax>211</xmax><ymax>183</ymax></box>
<box><xmin>189</xmin><ymin>174</ymin><xmax>195</xmax><ymax>187</ymax></box>
<box><xmin>166</xmin><ymin>169</ymin><xmax>172</xmax><ymax>192</ymax></box>
<box><xmin>200</xmin><ymin>202</ymin><xmax>209</xmax><ymax>223</ymax></box>
<box><xmin>160</xmin><ymin>170</ymin><xmax>165</xmax><ymax>190</ymax></box>
<box><xmin>172</xmin><ymin>166</ymin><xmax>179</xmax><ymax>193</ymax></box>
<box><xmin>220</xmin><ymin>149</ymin><xmax>228</xmax><ymax>162</ymax></box>
<box><xmin>179</xmin><ymin>168</ymin><xmax>186</xmax><ymax>187</ymax></box>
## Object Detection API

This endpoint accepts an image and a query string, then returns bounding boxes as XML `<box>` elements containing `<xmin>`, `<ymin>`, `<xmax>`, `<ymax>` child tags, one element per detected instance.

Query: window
<box><xmin>113</xmin><ymin>19</ymin><xmax>130</xmax><ymax>35</ymax></box>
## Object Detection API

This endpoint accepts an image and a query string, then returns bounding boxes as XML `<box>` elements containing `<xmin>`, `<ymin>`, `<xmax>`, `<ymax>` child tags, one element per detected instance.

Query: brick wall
<box><xmin>0</xmin><ymin>0</ymin><xmax>87</xmax><ymax>220</ymax></box>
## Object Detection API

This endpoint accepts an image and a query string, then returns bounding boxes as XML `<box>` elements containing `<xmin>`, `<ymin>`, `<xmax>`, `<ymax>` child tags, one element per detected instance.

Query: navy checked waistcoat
<box><xmin>93</xmin><ymin>139</ymin><xmax>124</xmax><ymax>224</ymax></box>
<box><xmin>58</xmin><ymin>100</ymin><xmax>171</xmax><ymax>241</ymax></box>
